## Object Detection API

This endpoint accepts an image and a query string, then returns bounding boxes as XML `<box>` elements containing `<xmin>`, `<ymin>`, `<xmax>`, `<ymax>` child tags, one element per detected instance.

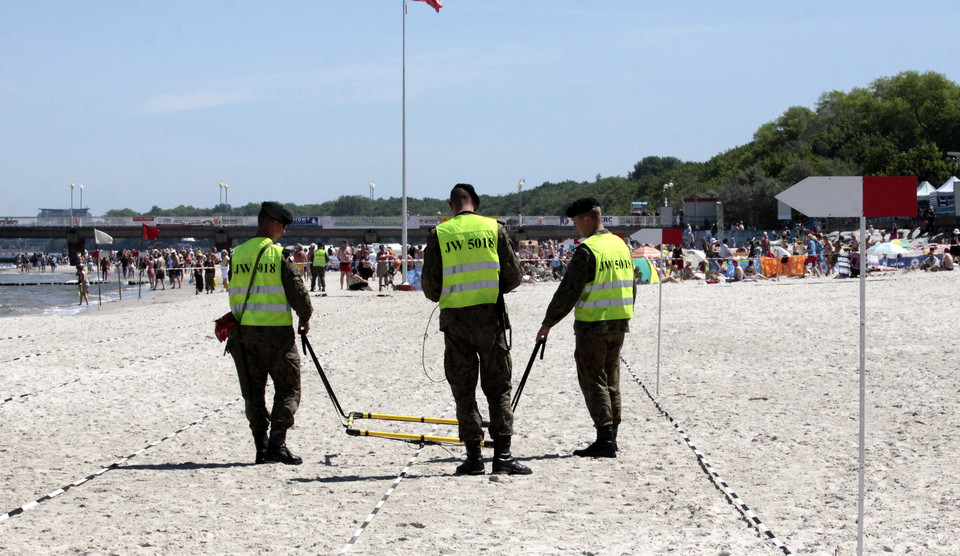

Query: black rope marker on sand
<box><xmin>620</xmin><ymin>356</ymin><xmax>793</xmax><ymax>555</ymax></box>
<box><xmin>339</xmin><ymin>401</ymin><xmax>456</xmax><ymax>555</ymax></box>
<box><xmin>0</xmin><ymin>398</ymin><xmax>241</xmax><ymax>524</ymax></box>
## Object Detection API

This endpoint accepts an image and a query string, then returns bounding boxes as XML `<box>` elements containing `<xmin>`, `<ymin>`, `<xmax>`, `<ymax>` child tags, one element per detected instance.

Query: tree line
<box><xmin>107</xmin><ymin>71</ymin><xmax>960</xmax><ymax>228</ymax></box>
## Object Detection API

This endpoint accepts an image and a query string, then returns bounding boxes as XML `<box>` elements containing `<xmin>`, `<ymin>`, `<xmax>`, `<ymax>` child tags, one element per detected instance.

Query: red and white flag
<box><xmin>412</xmin><ymin>0</ymin><xmax>441</xmax><ymax>13</ymax></box>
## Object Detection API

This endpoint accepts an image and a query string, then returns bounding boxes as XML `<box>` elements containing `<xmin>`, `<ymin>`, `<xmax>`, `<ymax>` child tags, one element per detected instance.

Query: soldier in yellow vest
<box><xmin>536</xmin><ymin>198</ymin><xmax>638</xmax><ymax>458</ymax></box>
<box><xmin>226</xmin><ymin>202</ymin><xmax>313</xmax><ymax>465</ymax></box>
<box><xmin>309</xmin><ymin>243</ymin><xmax>327</xmax><ymax>293</ymax></box>
<box><xmin>422</xmin><ymin>184</ymin><xmax>531</xmax><ymax>475</ymax></box>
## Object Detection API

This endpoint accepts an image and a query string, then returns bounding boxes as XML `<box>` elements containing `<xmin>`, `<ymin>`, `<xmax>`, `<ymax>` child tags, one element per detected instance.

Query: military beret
<box><xmin>565</xmin><ymin>197</ymin><xmax>600</xmax><ymax>218</ymax></box>
<box><xmin>260</xmin><ymin>201</ymin><xmax>293</xmax><ymax>226</ymax></box>
<box><xmin>452</xmin><ymin>183</ymin><xmax>481</xmax><ymax>210</ymax></box>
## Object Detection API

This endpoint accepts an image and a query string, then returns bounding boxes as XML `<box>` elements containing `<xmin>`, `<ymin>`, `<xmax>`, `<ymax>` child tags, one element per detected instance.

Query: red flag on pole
<box><xmin>412</xmin><ymin>0</ymin><xmax>441</xmax><ymax>12</ymax></box>
<box><xmin>142</xmin><ymin>224</ymin><xmax>160</xmax><ymax>240</ymax></box>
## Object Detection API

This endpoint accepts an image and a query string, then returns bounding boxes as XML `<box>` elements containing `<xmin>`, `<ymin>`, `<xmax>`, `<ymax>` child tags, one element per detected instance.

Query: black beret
<box><xmin>260</xmin><ymin>201</ymin><xmax>293</xmax><ymax>226</ymax></box>
<box><xmin>452</xmin><ymin>183</ymin><xmax>481</xmax><ymax>210</ymax></box>
<box><xmin>565</xmin><ymin>197</ymin><xmax>600</xmax><ymax>218</ymax></box>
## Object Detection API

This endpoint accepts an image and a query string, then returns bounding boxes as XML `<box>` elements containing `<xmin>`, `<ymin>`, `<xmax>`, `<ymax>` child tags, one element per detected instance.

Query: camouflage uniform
<box><xmin>226</xmin><ymin>250</ymin><xmax>313</xmax><ymax>436</ymax></box>
<box><xmin>541</xmin><ymin>230</ymin><xmax>637</xmax><ymax>428</ymax></box>
<box><xmin>422</xmin><ymin>214</ymin><xmax>522</xmax><ymax>443</ymax></box>
<box><xmin>310</xmin><ymin>248</ymin><xmax>326</xmax><ymax>292</ymax></box>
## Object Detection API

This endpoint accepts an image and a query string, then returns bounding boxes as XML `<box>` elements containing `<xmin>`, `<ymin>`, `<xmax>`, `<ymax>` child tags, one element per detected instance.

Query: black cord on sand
<box><xmin>420</xmin><ymin>304</ymin><xmax>445</xmax><ymax>383</ymax></box>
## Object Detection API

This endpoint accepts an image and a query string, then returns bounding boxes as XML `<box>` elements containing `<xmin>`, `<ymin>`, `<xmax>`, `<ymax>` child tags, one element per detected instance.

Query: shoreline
<box><xmin>0</xmin><ymin>270</ymin><xmax>958</xmax><ymax>553</ymax></box>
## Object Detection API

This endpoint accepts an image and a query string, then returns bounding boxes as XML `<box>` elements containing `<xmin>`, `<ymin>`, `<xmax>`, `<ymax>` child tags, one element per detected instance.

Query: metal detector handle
<box><xmin>299</xmin><ymin>330</ymin><xmax>348</xmax><ymax>421</ymax></box>
<box><xmin>511</xmin><ymin>340</ymin><xmax>544</xmax><ymax>412</ymax></box>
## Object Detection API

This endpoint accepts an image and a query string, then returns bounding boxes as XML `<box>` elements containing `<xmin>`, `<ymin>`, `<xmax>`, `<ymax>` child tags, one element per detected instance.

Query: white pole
<box><xmin>656</xmin><ymin>249</ymin><xmax>664</xmax><ymax>396</ymax></box>
<box><xmin>857</xmin><ymin>214</ymin><xmax>867</xmax><ymax>556</ymax></box>
<box><xmin>400</xmin><ymin>0</ymin><xmax>409</xmax><ymax>283</ymax></box>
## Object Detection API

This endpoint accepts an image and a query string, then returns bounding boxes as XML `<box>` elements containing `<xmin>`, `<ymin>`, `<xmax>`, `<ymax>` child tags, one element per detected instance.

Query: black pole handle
<box><xmin>511</xmin><ymin>340</ymin><xmax>544</xmax><ymax>412</ymax></box>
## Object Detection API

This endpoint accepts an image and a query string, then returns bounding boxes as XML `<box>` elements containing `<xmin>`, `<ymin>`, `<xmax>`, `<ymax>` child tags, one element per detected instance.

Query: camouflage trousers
<box><xmin>310</xmin><ymin>267</ymin><xmax>326</xmax><ymax>291</ymax></box>
<box><xmin>443</xmin><ymin>317</ymin><xmax>514</xmax><ymax>443</ymax></box>
<box><xmin>227</xmin><ymin>325</ymin><xmax>302</xmax><ymax>434</ymax></box>
<box><xmin>574</xmin><ymin>332</ymin><xmax>624</xmax><ymax>429</ymax></box>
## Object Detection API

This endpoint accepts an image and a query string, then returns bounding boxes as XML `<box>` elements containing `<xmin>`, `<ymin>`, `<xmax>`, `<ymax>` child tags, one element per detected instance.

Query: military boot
<box><xmin>455</xmin><ymin>440</ymin><xmax>485</xmax><ymax>475</ymax></box>
<box><xmin>253</xmin><ymin>430</ymin><xmax>269</xmax><ymax>464</ymax></box>
<box><xmin>573</xmin><ymin>425</ymin><xmax>617</xmax><ymax>458</ymax></box>
<box><xmin>612</xmin><ymin>423</ymin><xmax>619</xmax><ymax>452</ymax></box>
<box><xmin>264</xmin><ymin>429</ymin><xmax>303</xmax><ymax>465</ymax></box>
<box><xmin>492</xmin><ymin>437</ymin><xmax>532</xmax><ymax>475</ymax></box>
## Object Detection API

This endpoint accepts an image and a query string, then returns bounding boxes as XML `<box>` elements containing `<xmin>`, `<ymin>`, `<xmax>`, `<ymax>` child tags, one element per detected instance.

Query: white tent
<box><xmin>916</xmin><ymin>180</ymin><xmax>935</xmax><ymax>201</ymax></box>
<box><xmin>931</xmin><ymin>176</ymin><xmax>958</xmax><ymax>209</ymax></box>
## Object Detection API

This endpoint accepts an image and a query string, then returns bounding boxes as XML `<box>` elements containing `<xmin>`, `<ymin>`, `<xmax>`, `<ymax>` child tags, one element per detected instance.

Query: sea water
<box><xmin>0</xmin><ymin>267</ymin><xmax>153</xmax><ymax>317</ymax></box>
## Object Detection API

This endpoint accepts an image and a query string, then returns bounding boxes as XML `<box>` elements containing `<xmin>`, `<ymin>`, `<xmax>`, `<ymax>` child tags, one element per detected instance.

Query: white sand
<box><xmin>1</xmin><ymin>271</ymin><xmax>958</xmax><ymax>554</ymax></box>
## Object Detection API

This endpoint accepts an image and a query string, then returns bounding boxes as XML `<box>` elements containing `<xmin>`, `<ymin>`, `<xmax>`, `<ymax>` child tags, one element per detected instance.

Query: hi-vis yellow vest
<box><xmin>436</xmin><ymin>214</ymin><xmax>500</xmax><ymax>309</ymax></box>
<box><xmin>575</xmin><ymin>233</ymin><xmax>635</xmax><ymax>322</ymax></box>
<box><xmin>229</xmin><ymin>237</ymin><xmax>292</xmax><ymax>326</ymax></box>
<box><xmin>312</xmin><ymin>249</ymin><xmax>326</xmax><ymax>267</ymax></box>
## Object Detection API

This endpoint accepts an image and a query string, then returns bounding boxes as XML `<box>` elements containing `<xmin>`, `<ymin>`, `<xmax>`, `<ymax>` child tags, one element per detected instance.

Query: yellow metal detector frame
<box><xmin>346</xmin><ymin>412</ymin><xmax>493</xmax><ymax>447</ymax></box>
<box><xmin>300</xmin><ymin>332</ymin><xmax>543</xmax><ymax>448</ymax></box>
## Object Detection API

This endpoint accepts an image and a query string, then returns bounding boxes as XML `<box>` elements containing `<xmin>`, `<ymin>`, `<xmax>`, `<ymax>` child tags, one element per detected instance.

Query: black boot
<box><xmin>612</xmin><ymin>423</ymin><xmax>619</xmax><ymax>452</ymax></box>
<box><xmin>573</xmin><ymin>425</ymin><xmax>616</xmax><ymax>458</ymax></box>
<box><xmin>253</xmin><ymin>430</ymin><xmax>269</xmax><ymax>464</ymax></box>
<box><xmin>264</xmin><ymin>429</ymin><xmax>303</xmax><ymax>465</ymax></box>
<box><xmin>455</xmin><ymin>440</ymin><xmax>484</xmax><ymax>475</ymax></box>
<box><xmin>492</xmin><ymin>437</ymin><xmax>532</xmax><ymax>475</ymax></box>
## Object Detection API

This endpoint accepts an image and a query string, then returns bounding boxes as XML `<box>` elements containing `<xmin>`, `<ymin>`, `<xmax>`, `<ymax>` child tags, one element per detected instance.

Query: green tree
<box><xmin>628</xmin><ymin>156</ymin><xmax>683</xmax><ymax>181</ymax></box>
<box><xmin>104</xmin><ymin>208</ymin><xmax>138</xmax><ymax>217</ymax></box>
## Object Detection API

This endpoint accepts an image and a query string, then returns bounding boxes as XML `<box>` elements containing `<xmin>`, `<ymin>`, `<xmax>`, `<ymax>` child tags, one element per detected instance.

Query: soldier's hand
<box><xmin>536</xmin><ymin>324</ymin><xmax>550</xmax><ymax>343</ymax></box>
<box><xmin>299</xmin><ymin>320</ymin><xmax>311</xmax><ymax>335</ymax></box>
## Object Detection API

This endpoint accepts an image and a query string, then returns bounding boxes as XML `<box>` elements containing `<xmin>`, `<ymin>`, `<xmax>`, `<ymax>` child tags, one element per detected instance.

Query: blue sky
<box><xmin>1</xmin><ymin>1</ymin><xmax>957</xmax><ymax>215</ymax></box>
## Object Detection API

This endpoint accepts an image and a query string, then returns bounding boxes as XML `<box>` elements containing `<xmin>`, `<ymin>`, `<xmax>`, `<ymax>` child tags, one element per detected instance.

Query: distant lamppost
<box><xmin>218</xmin><ymin>182</ymin><xmax>230</xmax><ymax>218</ymax></box>
<box><xmin>518</xmin><ymin>178</ymin><xmax>525</xmax><ymax>213</ymax></box>
<box><xmin>70</xmin><ymin>183</ymin><xmax>75</xmax><ymax>223</ymax></box>
<box><xmin>79</xmin><ymin>184</ymin><xmax>84</xmax><ymax>224</ymax></box>
<box><xmin>369</xmin><ymin>182</ymin><xmax>375</xmax><ymax>217</ymax></box>
<box><xmin>663</xmin><ymin>181</ymin><xmax>674</xmax><ymax>207</ymax></box>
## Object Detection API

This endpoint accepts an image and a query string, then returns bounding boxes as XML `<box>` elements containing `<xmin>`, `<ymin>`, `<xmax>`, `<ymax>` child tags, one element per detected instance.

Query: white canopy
<box><xmin>936</xmin><ymin>176</ymin><xmax>959</xmax><ymax>193</ymax></box>
<box><xmin>931</xmin><ymin>176</ymin><xmax>958</xmax><ymax>208</ymax></box>
<box><xmin>916</xmin><ymin>180</ymin><xmax>935</xmax><ymax>200</ymax></box>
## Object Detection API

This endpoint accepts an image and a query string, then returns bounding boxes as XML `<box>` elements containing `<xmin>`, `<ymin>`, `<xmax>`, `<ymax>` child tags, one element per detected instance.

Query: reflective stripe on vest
<box><xmin>229</xmin><ymin>237</ymin><xmax>292</xmax><ymax>326</ymax></box>
<box><xmin>436</xmin><ymin>214</ymin><xmax>500</xmax><ymax>309</ymax></box>
<box><xmin>574</xmin><ymin>233</ymin><xmax>635</xmax><ymax>322</ymax></box>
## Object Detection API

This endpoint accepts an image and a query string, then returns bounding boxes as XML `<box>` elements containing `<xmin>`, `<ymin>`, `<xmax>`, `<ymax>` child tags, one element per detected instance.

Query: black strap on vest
<box><xmin>236</xmin><ymin>242</ymin><xmax>274</xmax><ymax>327</ymax></box>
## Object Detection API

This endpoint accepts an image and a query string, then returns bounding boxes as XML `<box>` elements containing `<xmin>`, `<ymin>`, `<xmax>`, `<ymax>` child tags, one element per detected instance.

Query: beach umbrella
<box><xmin>631</xmin><ymin>246</ymin><xmax>661</xmax><ymax>258</ymax></box>
<box><xmin>889</xmin><ymin>239</ymin><xmax>912</xmax><ymax>249</ymax></box>
<box><xmin>866</xmin><ymin>242</ymin><xmax>908</xmax><ymax>256</ymax></box>
<box><xmin>770</xmin><ymin>245</ymin><xmax>791</xmax><ymax>257</ymax></box>
<box><xmin>681</xmin><ymin>249</ymin><xmax>706</xmax><ymax>269</ymax></box>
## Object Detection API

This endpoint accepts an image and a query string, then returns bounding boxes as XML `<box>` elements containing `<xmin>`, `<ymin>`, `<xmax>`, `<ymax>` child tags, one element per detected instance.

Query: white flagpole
<box><xmin>856</xmin><ymin>214</ymin><xmax>867</xmax><ymax>556</ymax></box>
<box><xmin>400</xmin><ymin>0</ymin><xmax>409</xmax><ymax>284</ymax></box>
<box><xmin>94</xmin><ymin>238</ymin><xmax>102</xmax><ymax>306</ymax></box>
<box><xmin>656</xmin><ymin>249</ymin><xmax>663</xmax><ymax>396</ymax></box>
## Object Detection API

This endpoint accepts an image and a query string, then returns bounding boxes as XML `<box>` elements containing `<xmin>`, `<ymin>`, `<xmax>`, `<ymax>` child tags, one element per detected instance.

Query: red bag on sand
<box><xmin>215</xmin><ymin>312</ymin><xmax>239</xmax><ymax>343</ymax></box>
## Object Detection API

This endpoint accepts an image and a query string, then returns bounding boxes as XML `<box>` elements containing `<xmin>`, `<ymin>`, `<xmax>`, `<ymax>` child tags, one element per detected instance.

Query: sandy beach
<box><xmin>1</xmin><ymin>270</ymin><xmax>958</xmax><ymax>555</ymax></box>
